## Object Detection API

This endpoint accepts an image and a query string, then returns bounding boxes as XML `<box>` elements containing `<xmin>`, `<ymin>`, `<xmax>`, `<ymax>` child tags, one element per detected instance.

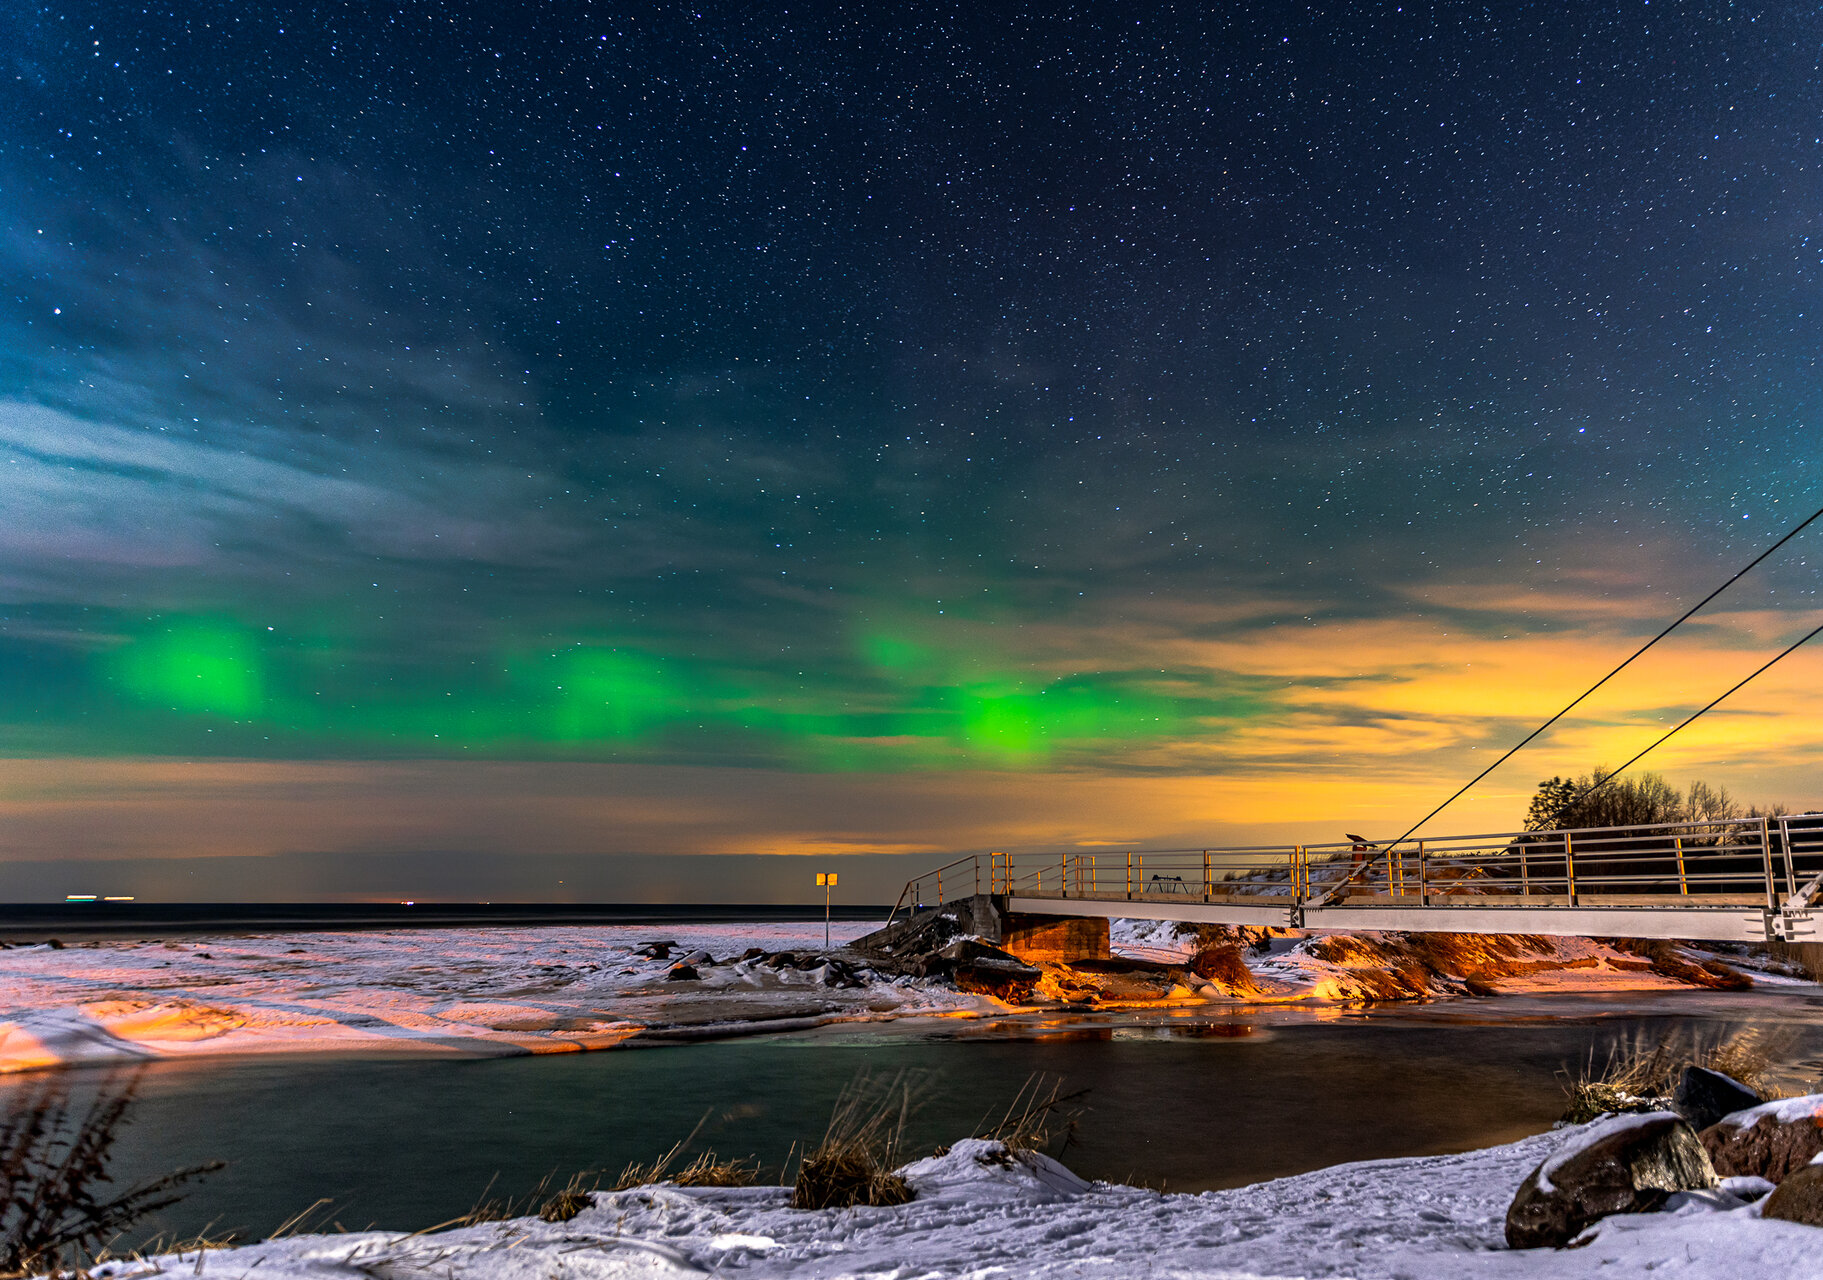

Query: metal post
<box><xmin>937</xmin><ymin>869</ymin><xmax>943</xmax><ymax>905</ymax></box>
<box><xmin>1674</xmin><ymin>835</ymin><xmax>1688</xmax><ymax>897</ymax></box>
<box><xmin>1564</xmin><ymin>832</ymin><xmax>1576</xmax><ymax>906</ymax></box>
<box><xmin>1415</xmin><ymin>841</ymin><xmax>1424</xmax><ymax>903</ymax></box>
<box><xmin>1419</xmin><ymin>846</ymin><xmax>1429</xmax><ymax>906</ymax></box>
<box><xmin>1061</xmin><ymin>851</ymin><xmax>1068</xmax><ymax>898</ymax></box>
<box><xmin>1779</xmin><ymin>816</ymin><xmax>1798</xmax><ymax>900</ymax></box>
<box><xmin>975</xmin><ymin>858</ymin><xmax>981</xmax><ymax>897</ymax></box>
<box><xmin>1520</xmin><ymin>840</ymin><xmax>1530</xmax><ymax>899</ymax></box>
<box><xmin>1761</xmin><ymin>817</ymin><xmax>1777</xmax><ymax>910</ymax></box>
<box><xmin>1203</xmin><ymin>850</ymin><xmax>1212</xmax><ymax>902</ymax></box>
<box><xmin>1126</xmin><ymin>850</ymin><xmax>1133</xmax><ymax>900</ymax></box>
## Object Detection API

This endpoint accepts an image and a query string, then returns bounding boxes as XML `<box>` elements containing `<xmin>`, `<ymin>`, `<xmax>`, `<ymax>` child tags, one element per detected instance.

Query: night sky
<box><xmin>4</xmin><ymin>2</ymin><xmax>1821</xmax><ymax>901</ymax></box>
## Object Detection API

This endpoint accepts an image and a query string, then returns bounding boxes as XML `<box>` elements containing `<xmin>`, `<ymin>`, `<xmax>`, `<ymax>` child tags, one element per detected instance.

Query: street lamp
<box><xmin>816</xmin><ymin>871</ymin><xmax>838</xmax><ymax>948</ymax></box>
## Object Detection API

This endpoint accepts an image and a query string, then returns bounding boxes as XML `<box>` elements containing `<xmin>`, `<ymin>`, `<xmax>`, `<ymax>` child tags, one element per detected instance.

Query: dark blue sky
<box><xmin>3</xmin><ymin>2</ymin><xmax>1821</xmax><ymax>897</ymax></box>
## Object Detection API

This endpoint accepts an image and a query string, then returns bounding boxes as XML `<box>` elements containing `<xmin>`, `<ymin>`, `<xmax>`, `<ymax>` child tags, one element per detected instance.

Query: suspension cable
<box><xmin>1552</xmin><ymin>616</ymin><xmax>1823</xmax><ymax>812</ymax></box>
<box><xmin>1387</xmin><ymin>500</ymin><xmax>1823</xmax><ymax>847</ymax></box>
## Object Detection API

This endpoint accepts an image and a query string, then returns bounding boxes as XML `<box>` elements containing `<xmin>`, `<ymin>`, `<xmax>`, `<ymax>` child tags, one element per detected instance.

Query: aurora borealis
<box><xmin>4</xmin><ymin>3</ymin><xmax>1823</xmax><ymax>901</ymax></box>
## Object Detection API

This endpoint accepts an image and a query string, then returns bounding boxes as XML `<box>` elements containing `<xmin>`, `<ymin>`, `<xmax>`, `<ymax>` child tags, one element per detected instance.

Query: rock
<box><xmin>1699</xmin><ymin>1094</ymin><xmax>1823</xmax><ymax>1182</ymax></box>
<box><xmin>46</xmin><ymin>938</ymin><xmax>65</xmax><ymax>950</ymax></box>
<box><xmin>764</xmin><ymin>951</ymin><xmax>798</xmax><ymax>969</ymax></box>
<box><xmin>678</xmin><ymin>950</ymin><xmax>713</xmax><ymax>966</ymax></box>
<box><xmin>1188</xmin><ymin>943</ymin><xmax>1261</xmax><ymax>996</ymax></box>
<box><xmin>909</xmin><ymin>954</ymin><xmax>953</xmax><ymax>979</ymax></box>
<box><xmin>1674</xmin><ymin>1065</ymin><xmax>1762</xmax><ymax>1132</ymax></box>
<box><xmin>665</xmin><ymin>964</ymin><xmax>700</xmax><ymax>981</ymax></box>
<box><xmin>1761</xmin><ymin>1159</ymin><xmax>1823</xmax><ymax>1225</ymax></box>
<box><xmin>943</xmin><ymin>940</ymin><xmax>1041</xmax><ymax>1002</ymax></box>
<box><xmin>737</xmin><ymin>947</ymin><xmax>766</xmax><ymax>962</ymax></box>
<box><xmin>634</xmin><ymin>943</ymin><xmax>672</xmax><ymax>960</ymax></box>
<box><xmin>1505</xmin><ymin>1112</ymin><xmax>1716</xmax><ymax>1249</ymax></box>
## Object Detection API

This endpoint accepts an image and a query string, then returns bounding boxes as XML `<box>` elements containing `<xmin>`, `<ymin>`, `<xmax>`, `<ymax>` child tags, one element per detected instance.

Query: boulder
<box><xmin>737</xmin><ymin>947</ymin><xmax>766</xmax><ymax>963</ymax></box>
<box><xmin>942</xmin><ymin>940</ymin><xmax>1041</xmax><ymax>1002</ymax></box>
<box><xmin>1188</xmin><ymin>943</ymin><xmax>1261</xmax><ymax>996</ymax></box>
<box><xmin>1699</xmin><ymin>1094</ymin><xmax>1823</xmax><ymax>1182</ymax></box>
<box><xmin>1505</xmin><ymin>1112</ymin><xmax>1716</xmax><ymax>1249</ymax></box>
<box><xmin>1760</xmin><ymin>1158</ymin><xmax>1823</xmax><ymax>1226</ymax></box>
<box><xmin>678</xmin><ymin>950</ymin><xmax>713</xmax><ymax>966</ymax></box>
<box><xmin>909</xmin><ymin>953</ymin><xmax>953</xmax><ymax>979</ymax></box>
<box><xmin>1673</xmin><ymin>1065</ymin><xmax>1761</xmax><ymax>1132</ymax></box>
<box><xmin>664</xmin><ymin>963</ymin><xmax>700</xmax><ymax>981</ymax></box>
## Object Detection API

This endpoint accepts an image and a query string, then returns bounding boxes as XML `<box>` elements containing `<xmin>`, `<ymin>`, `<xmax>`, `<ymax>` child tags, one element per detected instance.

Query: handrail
<box><xmin>884</xmin><ymin>814</ymin><xmax>1823</xmax><ymax>931</ymax></box>
<box><xmin>883</xmin><ymin>852</ymin><xmax>984</xmax><ymax>930</ymax></box>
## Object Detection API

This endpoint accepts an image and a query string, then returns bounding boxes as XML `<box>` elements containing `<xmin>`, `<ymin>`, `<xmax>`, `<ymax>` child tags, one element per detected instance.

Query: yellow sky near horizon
<box><xmin>5</xmin><ymin>599</ymin><xmax>1820</xmax><ymax>890</ymax></box>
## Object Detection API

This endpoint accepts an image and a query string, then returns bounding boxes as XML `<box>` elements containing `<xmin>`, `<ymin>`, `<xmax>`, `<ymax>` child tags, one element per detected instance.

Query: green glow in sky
<box><xmin>108</xmin><ymin>620</ymin><xmax>265</xmax><ymax>719</ymax></box>
<box><xmin>74</xmin><ymin>613</ymin><xmax>1261</xmax><ymax>768</ymax></box>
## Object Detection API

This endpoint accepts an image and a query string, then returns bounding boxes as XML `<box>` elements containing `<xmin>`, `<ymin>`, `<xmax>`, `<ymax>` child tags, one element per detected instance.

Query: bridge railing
<box><xmin>883</xmin><ymin>813</ymin><xmax>1823</xmax><ymax>929</ymax></box>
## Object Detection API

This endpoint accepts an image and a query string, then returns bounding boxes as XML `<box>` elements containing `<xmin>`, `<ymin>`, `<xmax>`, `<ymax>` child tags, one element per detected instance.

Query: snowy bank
<box><xmin>3</xmin><ymin>918</ymin><xmax>1802</xmax><ymax>1073</ymax></box>
<box><xmin>0</xmin><ymin>923</ymin><xmax>982</xmax><ymax>1073</ymax></box>
<box><xmin>84</xmin><ymin>1129</ymin><xmax>1823</xmax><ymax>1279</ymax></box>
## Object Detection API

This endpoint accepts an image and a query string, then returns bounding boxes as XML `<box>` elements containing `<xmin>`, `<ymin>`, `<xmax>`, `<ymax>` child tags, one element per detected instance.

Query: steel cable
<box><xmin>1388</xmin><ymin>501</ymin><xmax>1823</xmax><ymax>848</ymax></box>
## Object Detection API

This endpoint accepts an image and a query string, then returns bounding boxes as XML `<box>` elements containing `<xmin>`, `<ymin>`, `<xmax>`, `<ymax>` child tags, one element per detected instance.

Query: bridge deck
<box><xmin>890</xmin><ymin>815</ymin><xmax>1823</xmax><ymax>943</ymax></box>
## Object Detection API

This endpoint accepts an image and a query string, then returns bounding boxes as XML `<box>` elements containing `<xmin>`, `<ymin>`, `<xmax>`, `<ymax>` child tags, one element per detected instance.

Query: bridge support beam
<box><xmin>1002</xmin><ymin>911</ymin><xmax>1110</xmax><ymax>963</ymax></box>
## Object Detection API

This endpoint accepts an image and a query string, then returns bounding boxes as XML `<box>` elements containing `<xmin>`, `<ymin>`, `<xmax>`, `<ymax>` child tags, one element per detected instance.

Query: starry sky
<box><xmin>3</xmin><ymin>2</ymin><xmax>1822</xmax><ymax>901</ymax></box>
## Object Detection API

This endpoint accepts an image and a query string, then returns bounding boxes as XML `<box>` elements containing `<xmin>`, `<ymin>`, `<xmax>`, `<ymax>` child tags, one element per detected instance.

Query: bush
<box><xmin>1</xmin><ymin>1068</ymin><xmax>221</xmax><ymax>1277</ymax></box>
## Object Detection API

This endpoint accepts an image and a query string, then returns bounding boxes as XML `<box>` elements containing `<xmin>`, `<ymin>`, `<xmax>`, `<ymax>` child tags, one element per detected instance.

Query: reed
<box><xmin>0</xmin><ymin>1067</ymin><xmax>222</xmax><ymax>1278</ymax></box>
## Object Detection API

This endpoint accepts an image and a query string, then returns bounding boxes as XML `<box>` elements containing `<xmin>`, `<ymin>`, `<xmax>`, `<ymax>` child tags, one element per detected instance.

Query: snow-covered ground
<box><xmin>3</xmin><ymin>920</ymin><xmax>1805</xmax><ymax>1073</ymax></box>
<box><xmin>1107</xmin><ymin>918</ymin><xmax>1798</xmax><ymax>999</ymax></box>
<box><xmin>84</xmin><ymin>1129</ymin><xmax>1822</xmax><ymax>1279</ymax></box>
<box><xmin>0</xmin><ymin>923</ymin><xmax>982</xmax><ymax>1072</ymax></box>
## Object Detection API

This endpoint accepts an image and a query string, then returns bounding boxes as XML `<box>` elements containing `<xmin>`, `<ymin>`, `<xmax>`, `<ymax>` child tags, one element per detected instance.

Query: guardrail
<box><xmin>883</xmin><ymin>813</ymin><xmax>1823</xmax><ymax>941</ymax></box>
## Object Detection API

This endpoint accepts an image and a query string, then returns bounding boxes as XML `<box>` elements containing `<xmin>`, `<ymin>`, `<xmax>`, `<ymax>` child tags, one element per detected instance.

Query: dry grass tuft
<box><xmin>610</xmin><ymin>1147</ymin><xmax>758</xmax><ymax>1192</ymax></box>
<box><xmin>1</xmin><ymin>1067</ymin><xmax>222</xmax><ymax>1278</ymax></box>
<box><xmin>606</xmin><ymin>1110</ymin><xmax>760</xmax><ymax>1193</ymax></box>
<box><xmin>1560</xmin><ymin>1023</ymin><xmax>1808</xmax><ymax>1122</ymax></box>
<box><xmin>973</xmin><ymin>1073</ymin><xmax>1088</xmax><ymax>1157</ymax></box>
<box><xmin>790</xmin><ymin>1071</ymin><xmax>922</xmax><ymax>1210</ymax></box>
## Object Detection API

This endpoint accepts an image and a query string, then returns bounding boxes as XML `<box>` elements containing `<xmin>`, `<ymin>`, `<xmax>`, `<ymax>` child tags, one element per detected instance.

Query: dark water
<box><xmin>12</xmin><ymin>993</ymin><xmax>1823</xmax><ymax>1249</ymax></box>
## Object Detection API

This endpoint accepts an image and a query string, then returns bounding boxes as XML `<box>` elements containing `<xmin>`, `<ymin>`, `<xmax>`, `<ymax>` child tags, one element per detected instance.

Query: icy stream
<box><xmin>9</xmin><ymin>993</ymin><xmax>1822</xmax><ymax>1252</ymax></box>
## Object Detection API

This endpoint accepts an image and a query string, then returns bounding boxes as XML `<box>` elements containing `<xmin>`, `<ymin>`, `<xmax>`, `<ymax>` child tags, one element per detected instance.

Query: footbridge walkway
<box><xmin>886</xmin><ymin>814</ymin><xmax>1823</xmax><ymax>944</ymax></box>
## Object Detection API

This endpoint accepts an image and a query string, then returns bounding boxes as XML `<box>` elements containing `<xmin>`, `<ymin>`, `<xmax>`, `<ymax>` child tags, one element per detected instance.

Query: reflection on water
<box><xmin>3</xmin><ymin>989</ymin><xmax>1819</xmax><ymax>1249</ymax></box>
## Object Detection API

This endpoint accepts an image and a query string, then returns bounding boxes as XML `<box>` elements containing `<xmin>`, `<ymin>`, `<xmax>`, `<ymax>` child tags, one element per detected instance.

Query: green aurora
<box><xmin>8</xmin><ymin>612</ymin><xmax>1268</xmax><ymax>768</ymax></box>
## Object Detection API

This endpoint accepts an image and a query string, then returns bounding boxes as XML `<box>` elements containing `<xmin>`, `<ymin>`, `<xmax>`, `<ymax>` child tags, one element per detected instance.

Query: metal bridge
<box><xmin>886</xmin><ymin>813</ymin><xmax>1823</xmax><ymax>943</ymax></box>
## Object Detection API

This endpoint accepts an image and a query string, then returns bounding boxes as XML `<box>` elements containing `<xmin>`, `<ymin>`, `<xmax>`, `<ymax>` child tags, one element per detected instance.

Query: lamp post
<box><xmin>816</xmin><ymin>871</ymin><xmax>838</xmax><ymax>948</ymax></box>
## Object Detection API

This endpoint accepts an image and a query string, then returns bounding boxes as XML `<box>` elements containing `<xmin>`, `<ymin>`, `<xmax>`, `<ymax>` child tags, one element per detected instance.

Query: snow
<box><xmin>1712</xmin><ymin>1092</ymin><xmax>1823</xmax><ymax>1130</ymax></box>
<box><xmin>81</xmin><ymin>1126</ymin><xmax>1823</xmax><ymax>1280</ymax></box>
<box><xmin>0</xmin><ymin>924</ymin><xmax>982</xmax><ymax>1073</ymax></box>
